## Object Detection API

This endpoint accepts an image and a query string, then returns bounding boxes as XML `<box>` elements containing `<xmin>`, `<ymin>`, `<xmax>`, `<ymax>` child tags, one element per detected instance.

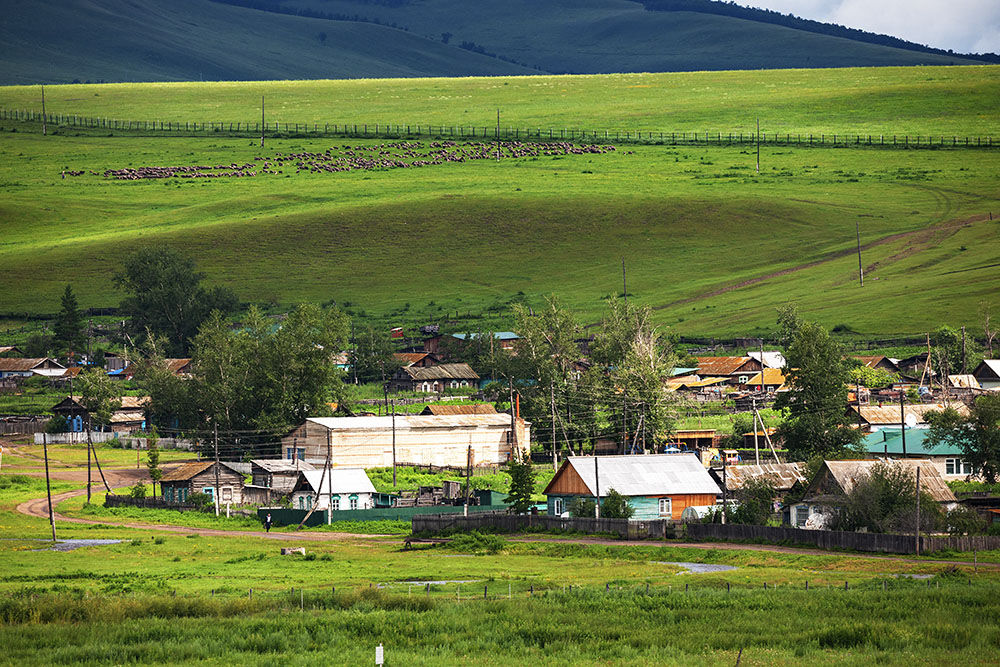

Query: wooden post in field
<box><xmin>755</xmin><ymin>117</ymin><xmax>760</xmax><ymax>174</ymax></box>
<box><xmin>41</xmin><ymin>84</ymin><xmax>46</xmax><ymax>136</ymax></box>
<box><xmin>260</xmin><ymin>96</ymin><xmax>265</xmax><ymax>149</ymax></box>
<box><xmin>213</xmin><ymin>422</ymin><xmax>220</xmax><ymax>517</ymax></box>
<box><xmin>43</xmin><ymin>433</ymin><xmax>56</xmax><ymax>541</ymax></box>
<box><xmin>915</xmin><ymin>466</ymin><xmax>921</xmax><ymax>555</ymax></box>
<box><xmin>496</xmin><ymin>109</ymin><xmax>500</xmax><ymax>162</ymax></box>
<box><xmin>855</xmin><ymin>219</ymin><xmax>864</xmax><ymax>287</ymax></box>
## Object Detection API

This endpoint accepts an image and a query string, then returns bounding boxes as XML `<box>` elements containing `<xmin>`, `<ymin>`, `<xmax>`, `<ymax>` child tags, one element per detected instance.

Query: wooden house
<box><xmin>393</xmin><ymin>352</ymin><xmax>441</xmax><ymax>369</ymax></box>
<box><xmin>282</xmin><ymin>414</ymin><xmax>530</xmax><ymax>468</ymax></box>
<box><xmin>543</xmin><ymin>454</ymin><xmax>721</xmax><ymax>521</ymax></box>
<box><xmin>250</xmin><ymin>459</ymin><xmax>316</xmax><ymax>495</ymax></box>
<box><xmin>785</xmin><ymin>459</ymin><xmax>957</xmax><ymax>529</ymax></box>
<box><xmin>51</xmin><ymin>395</ymin><xmax>150</xmax><ymax>433</ymax></box>
<box><xmin>863</xmin><ymin>429</ymin><xmax>977</xmax><ymax>481</ymax></box>
<box><xmin>290</xmin><ymin>468</ymin><xmax>378</xmax><ymax>511</ymax></box>
<box><xmin>852</xmin><ymin>355</ymin><xmax>901</xmax><ymax>374</ymax></box>
<box><xmin>160</xmin><ymin>461</ymin><xmax>247</xmax><ymax>505</ymax></box>
<box><xmin>0</xmin><ymin>357</ymin><xmax>65</xmax><ymax>379</ymax></box>
<box><xmin>972</xmin><ymin>360</ymin><xmax>1000</xmax><ymax>391</ymax></box>
<box><xmin>848</xmin><ymin>402</ymin><xmax>969</xmax><ymax>432</ymax></box>
<box><xmin>694</xmin><ymin>357</ymin><xmax>763</xmax><ymax>385</ymax></box>
<box><xmin>388</xmin><ymin>362</ymin><xmax>479</xmax><ymax>393</ymax></box>
<box><xmin>742</xmin><ymin>368</ymin><xmax>786</xmax><ymax>392</ymax></box>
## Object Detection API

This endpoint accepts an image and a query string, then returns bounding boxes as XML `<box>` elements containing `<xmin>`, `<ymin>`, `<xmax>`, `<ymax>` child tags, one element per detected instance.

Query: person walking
<box><xmin>264</xmin><ymin>513</ymin><xmax>272</xmax><ymax>533</ymax></box>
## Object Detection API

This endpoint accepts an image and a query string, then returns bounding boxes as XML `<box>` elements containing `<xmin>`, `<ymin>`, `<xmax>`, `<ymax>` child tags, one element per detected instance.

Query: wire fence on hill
<box><xmin>2</xmin><ymin>109</ymin><xmax>995</xmax><ymax>149</ymax></box>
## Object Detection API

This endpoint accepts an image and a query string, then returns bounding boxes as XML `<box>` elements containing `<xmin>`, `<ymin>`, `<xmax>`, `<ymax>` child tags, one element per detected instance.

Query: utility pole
<box><xmin>465</xmin><ymin>444</ymin><xmax>472</xmax><ymax>509</ymax></box>
<box><xmin>42</xmin><ymin>432</ymin><xmax>56</xmax><ymax>541</ymax></box>
<box><xmin>550</xmin><ymin>384</ymin><xmax>557</xmax><ymax>471</ymax></box>
<box><xmin>260</xmin><ymin>95</ymin><xmax>265</xmax><ymax>149</ymax></box>
<box><xmin>961</xmin><ymin>326</ymin><xmax>967</xmax><ymax>374</ymax></box>
<box><xmin>213</xmin><ymin>422</ymin><xmax>220</xmax><ymax>517</ymax></box>
<box><xmin>855</xmin><ymin>219</ymin><xmax>864</xmax><ymax>287</ymax></box>
<box><xmin>721</xmin><ymin>454</ymin><xmax>727</xmax><ymax>524</ymax></box>
<box><xmin>621</xmin><ymin>393</ymin><xmax>627</xmax><ymax>455</ymax></box>
<box><xmin>755</xmin><ymin>116</ymin><xmax>760</xmax><ymax>174</ymax></box>
<box><xmin>594</xmin><ymin>455</ymin><xmax>600</xmax><ymax>518</ymax></box>
<box><xmin>41</xmin><ymin>84</ymin><xmax>46</xmax><ymax>136</ymax></box>
<box><xmin>915</xmin><ymin>466</ymin><xmax>921</xmax><ymax>556</ymax></box>
<box><xmin>508</xmin><ymin>378</ymin><xmax>518</xmax><ymax>459</ymax></box>
<box><xmin>622</xmin><ymin>257</ymin><xmax>627</xmax><ymax>301</ymax></box>
<box><xmin>86</xmin><ymin>413</ymin><xmax>92</xmax><ymax>504</ymax></box>
<box><xmin>900</xmin><ymin>389</ymin><xmax>907</xmax><ymax>456</ymax></box>
<box><xmin>326</xmin><ymin>429</ymin><xmax>333</xmax><ymax>524</ymax></box>
<box><xmin>391</xmin><ymin>398</ymin><xmax>397</xmax><ymax>488</ymax></box>
<box><xmin>752</xmin><ymin>397</ymin><xmax>760</xmax><ymax>465</ymax></box>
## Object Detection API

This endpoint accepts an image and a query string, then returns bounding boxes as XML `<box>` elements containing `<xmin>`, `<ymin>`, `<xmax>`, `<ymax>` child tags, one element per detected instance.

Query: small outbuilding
<box><xmin>251</xmin><ymin>459</ymin><xmax>316</xmax><ymax>495</ymax></box>
<box><xmin>543</xmin><ymin>454</ymin><xmax>722</xmax><ymax>520</ymax></box>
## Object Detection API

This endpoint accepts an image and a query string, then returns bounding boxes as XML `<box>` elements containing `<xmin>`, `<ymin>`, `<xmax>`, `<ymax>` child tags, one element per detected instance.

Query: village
<box><xmin>3</xmin><ymin>315</ymin><xmax>999</xmax><ymax>550</ymax></box>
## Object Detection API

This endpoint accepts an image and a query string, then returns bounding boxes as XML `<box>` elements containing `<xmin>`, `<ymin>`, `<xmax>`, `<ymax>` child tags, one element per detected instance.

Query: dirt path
<box><xmin>508</xmin><ymin>535</ymin><xmax>1000</xmax><ymax>569</ymax></box>
<box><xmin>652</xmin><ymin>212</ymin><xmax>985</xmax><ymax>311</ymax></box>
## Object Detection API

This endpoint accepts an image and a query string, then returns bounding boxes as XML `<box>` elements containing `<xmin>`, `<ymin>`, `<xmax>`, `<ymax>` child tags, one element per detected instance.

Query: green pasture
<box><xmin>2</xmin><ymin>66</ymin><xmax>999</xmax><ymax>136</ymax></box>
<box><xmin>1</xmin><ymin>129</ymin><xmax>998</xmax><ymax>334</ymax></box>
<box><xmin>1</xmin><ymin>441</ymin><xmax>194</xmax><ymax>473</ymax></box>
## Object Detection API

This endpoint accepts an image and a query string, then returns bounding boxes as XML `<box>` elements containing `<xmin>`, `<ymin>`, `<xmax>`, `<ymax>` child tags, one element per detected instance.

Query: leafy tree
<box><xmin>114</xmin><ymin>247</ymin><xmax>238</xmax><ymax>356</ymax></box>
<box><xmin>846</xmin><ymin>364</ymin><xmax>898</xmax><ymax>389</ymax></box>
<box><xmin>567</xmin><ymin>497</ymin><xmax>596</xmax><ymax>518</ymax></box>
<box><xmin>945</xmin><ymin>505</ymin><xmax>988</xmax><ymax>536</ymax></box>
<box><xmin>45</xmin><ymin>415</ymin><xmax>68</xmax><ymax>434</ymax></box>
<box><xmin>731</xmin><ymin>477</ymin><xmax>777</xmax><ymax>525</ymax></box>
<box><xmin>833</xmin><ymin>461</ymin><xmax>942</xmax><ymax>533</ymax></box>
<box><xmin>77</xmin><ymin>368</ymin><xmax>121</xmax><ymax>432</ymax></box>
<box><xmin>53</xmin><ymin>284</ymin><xmax>85</xmax><ymax>357</ymax></box>
<box><xmin>721</xmin><ymin>412</ymin><xmax>756</xmax><ymax>449</ymax></box>
<box><xmin>775</xmin><ymin>318</ymin><xmax>861</xmax><ymax>459</ymax></box>
<box><xmin>504</xmin><ymin>458</ymin><xmax>536</xmax><ymax>514</ymax></box>
<box><xmin>23</xmin><ymin>332</ymin><xmax>53</xmax><ymax>357</ymax></box>
<box><xmin>931</xmin><ymin>325</ymin><xmax>984</xmax><ymax>377</ymax></box>
<box><xmin>926</xmin><ymin>394</ymin><xmax>1000</xmax><ymax>483</ymax></box>
<box><xmin>146</xmin><ymin>429</ymin><xmax>162</xmax><ymax>498</ymax></box>
<box><xmin>350</xmin><ymin>325</ymin><xmax>401</xmax><ymax>384</ymax></box>
<box><xmin>600</xmin><ymin>488</ymin><xmax>634</xmax><ymax>519</ymax></box>
<box><xmin>129</xmin><ymin>482</ymin><xmax>147</xmax><ymax>500</ymax></box>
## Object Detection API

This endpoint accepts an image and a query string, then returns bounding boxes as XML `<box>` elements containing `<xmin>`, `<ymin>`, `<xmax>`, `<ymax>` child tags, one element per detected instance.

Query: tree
<box><xmin>600</xmin><ymin>488</ymin><xmax>634</xmax><ymax>519</ymax></box>
<box><xmin>114</xmin><ymin>247</ymin><xmax>238</xmax><ymax>356</ymax></box>
<box><xmin>931</xmin><ymin>325</ymin><xmax>983</xmax><ymax>377</ymax></box>
<box><xmin>146</xmin><ymin>428</ymin><xmax>162</xmax><ymax>499</ymax></box>
<box><xmin>23</xmin><ymin>332</ymin><xmax>53</xmax><ymax>357</ymax></box>
<box><xmin>350</xmin><ymin>325</ymin><xmax>401</xmax><ymax>384</ymax></box>
<box><xmin>53</xmin><ymin>284</ymin><xmax>85</xmax><ymax>357</ymax></box>
<box><xmin>926</xmin><ymin>394</ymin><xmax>1000</xmax><ymax>483</ymax></box>
<box><xmin>731</xmin><ymin>477</ymin><xmax>777</xmax><ymax>525</ymax></box>
<box><xmin>846</xmin><ymin>364</ymin><xmax>898</xmax><ymax>389</ymax></box>
<box><xmin>833</xmin><ymin>461</ymin><xmax>941</xmax><ymax>533</ymax></box>
<box><xmin>775</xmin><ymin>318</ymin><xmax>861</xmax><ymax>459</ymax></box>
<box><xmin>504</xmin><ymin>458</ymin><xmax>535</xmax><ymax>514</ymax></box>
<box><xmin>567</xmin><ymin>497</ymin><xmax>596</xmax><ymax>518</ymax></box>
<box><xmin>77</xmin><ymin>368</ymin><xmax>121</xmax><ymax>432</ymax></box>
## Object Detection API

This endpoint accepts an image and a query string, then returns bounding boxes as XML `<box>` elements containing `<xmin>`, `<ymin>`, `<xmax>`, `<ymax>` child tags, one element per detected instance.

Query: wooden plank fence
<box><xmin>2</xmin><ymin>109</ymin><xmax>995</xmax><ymax>150</ymax></box>
<box><xmin>412</xmin><ymin>513</ymin><xmax>674</xmax><ymax>540</ymax></box>
<box><xmin>686</xmin><ymin>522</ymin><xmax>1000</xmax><ymax>555</ymax></box>
<box><xmin>0</xmin><ymin>418</ymin><xmax>50</xmax><ymax>436</ymax></box>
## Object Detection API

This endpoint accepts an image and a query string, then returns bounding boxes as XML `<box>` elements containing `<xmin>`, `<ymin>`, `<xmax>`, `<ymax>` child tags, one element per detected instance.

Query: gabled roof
<box><xmin>299</xmin><ymin>468</ymin><xmax>377</xmax><ymax>495</ymax></box>
<box><xmin>808</xmin><ymin>459</ymin><xmax>956</xmax><ymax>503</ymax></box>
<box><xmin>252</xmin><ymin>459</ymin><xmax>316</xmax><ymax>473</ymax></box>
<box><xmin>394</xmin><ymin>352</ymin><xmax>433</xmax><ymax>366</ymax></box>
<box><xmin>853</xmin><ymin>355</ymin><xmax>900</xmax><ymax>371</ymax></box>
<box><xmin>160</xmin><ymin>461</ymin><xmax>215</xmax><ymax>482</ymax></box>
<box><xmin>164</xmin><ymin>358</ymin><xmax>193</xmax><ymax>375</ymax></box>
<box><xmin>850</xmin><ymin>403</ymin><xmax>968</xmax><ymax>426</ymax></box>
<box><xmin>421</xmin><ymin>403</ymin><xmax>497</xmax><ymax>416</ymax></box>
<box><xmin>862</xmin><ymin>429</ymin><xmax>963</xmax><ymax>456</ymax></box>
<box><xmin>748</xmin><ymin>351</ymin><xmax>786</xmax><ymax>369</ymax></box>
<box><xmin>973</xmin><ymin>360</ymin><xmax>1000</xmax><ymax>381</ymax></box>
<box><xmin>544</xmin><ymin>454</ymin><xmax>721</xmax><ymax>497</ymax></box>
<box><xmin>0</xmin><ymin>357</ymin><xmax>65</xmax><ymax>372</ymax></box>
<box><xmin>0</xmin><ymin>345</ymin><xmax>23</xmax><ymax>355</ymax></box>
<box><xmin>695</xmin><ymin>356</ymin><xmax>755</xmax><ymax>376</ymax></box>
<box><xmin>948</xmin><ymin>374</ymin><xmax>981</xmax><ymax>389</ymax></box>
<box><xmin>718</xmin><ymin>462</ymin><xmax>806</xmax><ymax>492</ymax></box>
<box><xmin>398</xmin><ymin>363</ymin><xmax>479</xmax><ymax>381</ymax></box>
<box><xmin>745</xmin><ymin>369</ymin><xmax>786</xmax><ymax>386</ymax></box>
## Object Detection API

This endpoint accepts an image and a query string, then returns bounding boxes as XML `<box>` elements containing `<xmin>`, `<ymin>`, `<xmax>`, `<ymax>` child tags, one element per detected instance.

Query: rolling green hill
<box><xmin>1</xmin><ymin>68</ymin><xmax>998</xmax><ymax>336</ymax></box>
<box><xmin>0</xmin><ymin>0</ymin><xmax>984</xmax><ymax>85</ymax></box>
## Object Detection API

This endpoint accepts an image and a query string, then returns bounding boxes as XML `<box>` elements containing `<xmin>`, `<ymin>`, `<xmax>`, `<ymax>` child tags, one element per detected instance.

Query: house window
<box><xmin>222</xmin><ymin>487</ymin><xmax>232</xmax><ymax>502</ymax></box>
<box><xmin>658</xmin><ymin>498</ymin><xmax>672</xmax><ymax>517</ymax></box>
<box><xmin>553</xmin><ymin>498</ymin><xmax>564</xmax><ymax>516</ymax></box>
<box><xmin>738</xmin><ymin>376</ymin><xmax>748</xmax><ymax>384</ymax></box>
<box><xmin>946</xmin><ymin>459</ymin><xmax>972</xmax><ymax>475</ymax></box>
<box><xmin>178</xmin><ymin>488</ymin><xmax>188</xmax><ymax>503</ymax></box>
<box><xmin>349</xmin><ymin>495</ymin><xmax>359</xmax><ymax>510</ymax></box>
<box><xmin>331</xmin><ymin>497</ymin><xmax>340</xmax><ymax>511</ymax></box>
<box><xmin>286</xmin><ymin>447</ymin><xmax>305</xmax><ymax>461</ymax></box>
<box><xmin>164</xmin><ymin>487</ymin><xmax>174</xmax><ymax>503</ymax></box>
<box><xmin>795</xmin><ymin>506</ymin><xmax>809</xmax><ymax>527</ymax></box>
<box><xmin>202</xmin><ymin>487</ymin><xmax>214</xmax><ymax>500</ymax></box>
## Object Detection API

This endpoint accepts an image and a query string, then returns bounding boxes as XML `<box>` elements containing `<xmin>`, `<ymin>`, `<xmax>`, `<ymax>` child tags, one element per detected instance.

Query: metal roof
<box><xmin>948</xmin><ymin>374</ymin><xmax>981</xmax><ymax>389</ymax></box>
<box><xmin>451</xmin><ymin>332</ymin><xmax>519</xmax><ymax>341</ymax></box>
<box><xmin>555</xmin><ymin>454</ymin><xmax>721</xmax><ymax>497</ymax></box>
<box><xmin>748</xmin><ymin>351</ymin><xmax>786</xmax><ymax>369</ymax></box>
<box><xmin>393</xmin><ymin>352</ymin><xmax>433</xmax><ymax>366</ymax></box>
<box><xmin>421</xmin><ymin>403</ymin><xmax>497</xmax><ymax>416</ymax></box>
<box><xmin>299</xmin><ymin>468</ymin><xmax>377</xmax><ymax>495</ymax></box>
<box><xmin>399</xmin><ymin>363</ymin><xmax>479</xmax><ymax>381</ymax></box>
<box><xmin>745</xmin><ymin>369</ymin><xmax>786</xmax><ymax>386</ymax></box>
<box><xmin>696</xmin><ymin>357</ymin><xmax>755</xmax><ymax>376</ymax></box>
<box><xmin>0</xmin><ymin>358</ymin><xmax>64</xmax><ymax>372</ymax></box>
<box><xmin>862</xmin><ymin>429</ymin><xmax>962</xmax><ymax>456</ymax></box>
<box><xmin>252</xmin><ymin>459</ymin><xmax>316</xmax><ymax>473</ymax></box>
<box><xmin>852</xmin><ymin>403</ymin><xmax>968</xmax><ymax>425</ymax></box>
<box><xmin>974</xmin><ymin>360</ymin><xmax>1000</xmax><ymax>380</ymax></box>
<box><xmin>813</xmin><ymin>459</ymin><xmax>956</xmax><ymax>503</ymax></box>
<box><xmin>720</xmin><ymin>462</ymin><xmax>806</xmax><ymax>492</ymax></box>
<box><xmin>307</xmin><ymin>414</ymin><xmax>516</xmax><ymax>431</ymax></box>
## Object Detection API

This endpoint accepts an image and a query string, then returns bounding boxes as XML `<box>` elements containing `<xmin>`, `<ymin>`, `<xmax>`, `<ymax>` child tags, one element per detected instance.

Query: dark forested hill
<box><xmin>0</xmin><ymin>0</ymin><xmax>987</xmax><ymax>84</ymax></box>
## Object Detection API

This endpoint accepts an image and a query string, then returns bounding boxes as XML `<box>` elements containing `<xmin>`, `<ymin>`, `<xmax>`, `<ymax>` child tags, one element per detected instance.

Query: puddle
<box><xmin>31</xmin><ymin>539</ymin><xmax>122</xmax><ymax>552</ymax></box>
<box><xmin>652</xmin><ymin>561</ymin><xmax>739</xmax><ymax>574</ymax></box>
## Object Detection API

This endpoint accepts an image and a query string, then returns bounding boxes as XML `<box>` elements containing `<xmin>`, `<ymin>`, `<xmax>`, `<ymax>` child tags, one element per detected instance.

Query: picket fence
<box><xmin>2</xmin><ymin>109</ymin><xmax>995</xmax><ymax>149</ymax></box>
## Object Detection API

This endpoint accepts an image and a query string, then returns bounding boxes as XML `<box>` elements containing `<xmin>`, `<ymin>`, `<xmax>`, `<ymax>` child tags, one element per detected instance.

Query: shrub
<box><xmin>568</xmin><ymin>497</ymin><xmax>595</xmax><ymax>518</ymax></box>
<box><xmin>600</xmin><ymin>489</ymin><xmax>634</xmax><ymax>520</ymax></box>
<box><xmin>186</xmin><ymin>492</ymin><xmax>213</xmax><ymax>510</ymax></box>
<box><xmin>129</xmin><ymin>482</ymin><xmax>147</xmax><ymax>500</ymax></box>
<box><xmin>44</xmin><ymin>415</ymin><xmax>68</xmax><ymax>434</ymax></box>
<box><xmin>946</xmin><ymin>505</ymin><xmax>988</xmax><ymax>535</ymax></box>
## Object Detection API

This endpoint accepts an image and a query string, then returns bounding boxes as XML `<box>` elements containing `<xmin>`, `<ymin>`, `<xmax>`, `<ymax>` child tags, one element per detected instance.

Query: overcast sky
<box><xmin>739</xmin><ymin>0</ymin><xmax>1000</xmax><ymax>54</ymax></box>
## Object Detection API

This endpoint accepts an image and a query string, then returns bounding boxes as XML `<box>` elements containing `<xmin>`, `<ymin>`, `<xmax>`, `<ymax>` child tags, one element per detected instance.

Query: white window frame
<box><xmin>554</xmin><ymin>498</ymin><xmax>564</xmax><ymax>516</ymax></box>
<box><xmin>658</xmin><ymin>498</ymin><xmax>672</xmax><ymax>517</ymax></box>
<box><xmin>331</xmin><ymin>497</ymin><xmax>340</xmax><ymax>511</ymax></box>
<box><xmin>349</xmin><ymin>495</ymin><xmax>359</xmax><ymax>510</ymax></box>
<box><xmin>795</xmin><ymin>505</ymin><xmax>809</xmax><ymax>527</ymax></box>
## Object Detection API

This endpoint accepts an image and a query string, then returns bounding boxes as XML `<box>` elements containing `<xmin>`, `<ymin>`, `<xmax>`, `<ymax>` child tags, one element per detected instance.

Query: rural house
<box><xmin>282</xmin><ymin>414</ymin><xmax>530</xmax><ymax>468</ymax></box>
<box><xmin>972</xmin><ymin>360</ymin><xmax>1000</xmax><ymax>390</ymax></box>
<box><xmin>785</xmin><ymin>459</ymin><xmax>957</xmax><ymax>529</ymax></box>
<box><xmin>51</xmin><ymin>395</ymin><xmax>150</xmax><ymax>433</ymax></box>
<box><xmin>0</xmin><ymin>357</ymin><xmax>65</xmax><ymax>379</ymax></box>
<box><xmin>543</xmin><ymin>454</ymin><xmax>722</xmax><ymax>521</ymax></box>
<box><xmin>742</xmin><ymin>368</ymin><xmax>786</xmax><ymax>392</ymax></box>
<box><xmin>847</xmin><ymin>402</ymin><xmax>968</xmax><ymax>432</ymax></box>
<box><xmin>160</xmin><ymin>461</ymin><xmax>247</xmax><ymax>505</ymax></box>
<box><xmin>250</xmin><ymin>459</ymin><xmax>316</xmax><ymax>496</ymax></box>
<box><xmin>863</xmin><ymin>429</ymin><xmax>977</xmax><ymax>481</ymax></box>
<box><xmin>388</xmin><ymin>362</ymin><xmax>479</xmax><ymax>393</ymax></box>
<box><xmin>852</xmin><ymin>355</ymin><xmax>901</xmax><ymax>374</ymax></box>
<box><xmin>393</xmin><ymin>352</ymin><xmax>441</xmax><ymax>368</ymax></box>
<box><xmin>290</xmin><ymin>468</ymin><xmax>377</xmax><ymax>511</ymax></box>
<box><xmin>694</xmin><ymin>357</ymin><xmax>763</xmax><ymax>385</ymax></box>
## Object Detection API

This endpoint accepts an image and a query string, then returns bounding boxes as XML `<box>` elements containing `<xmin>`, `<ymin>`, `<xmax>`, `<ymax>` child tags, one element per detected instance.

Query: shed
<box><xmin>543</xmin><ymin>454</ymin><xmax>721</xmax><ymax>520</ymax></box>
<box><xmin>251</xmin><ymin>459</ymin><xmax>316</xmax><ymax>495</ymax></box>
<box><xmin>713</xmin><ymin>462</ymin><xmax>806</xmax><ymax>494</ymax></box>
<box><xmin>972</xmin><ymin>360</ymin><xmax>1000</xmax><ymax>390</ymax></box>
<box><xmin>160</xmin><ymin>461</ymin><xmax>247</xmax><ymax>505</ymax></box>
<box><xmin>291</xmin><ymin>468</ymin><xmax>378</xmax><ymax>511</ymax></box>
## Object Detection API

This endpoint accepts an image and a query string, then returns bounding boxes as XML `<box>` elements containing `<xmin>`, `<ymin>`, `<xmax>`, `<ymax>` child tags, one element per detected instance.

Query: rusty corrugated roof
<box><xmin>400</xmin><ymin>363</ymin><xmax>479</xmax><ymax>381</ymax></box>
<box><xmin>160</xmin><ymin>461</ymin><xmax>215</xmax><ymax>482</ymax></box>
<box><xmin>696</xmin><ymin>357</ymin><xmax>754</xmax><ymax>376</ymax></box>
<box><xmin>817</xmin><ymin>459</ymin><xmax>956</xmax><ymax>503</ymax></box>
<box><xmin>853</xmin><ymin>403</ymin><xmax>968</xmax><ymax>425</ymax></box>
<box><xmin>394</xmin><ymin>352</ymin><xmax>431</xmax><ymax>366</ymax></box>
<box><xmin>422</xmin><ymin>403</ymin><xmax>497</xmax><ymax>416</ymax></box>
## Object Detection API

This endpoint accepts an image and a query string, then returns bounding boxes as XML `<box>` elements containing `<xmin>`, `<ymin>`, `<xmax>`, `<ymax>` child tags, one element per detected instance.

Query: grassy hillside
<box><xmin>0</xmin><ymin>0</ymin><xmax>534</xmax><ymax>85</ymax></box>
<box><xmin>2</xmin><ymin>66</ymin><xmax>998</xmax><ymax>137</ymax></box>
<box><xmin>0</xmin><ymin>0</ymin><xmax>984</xmax><ymax>85</ymax></box>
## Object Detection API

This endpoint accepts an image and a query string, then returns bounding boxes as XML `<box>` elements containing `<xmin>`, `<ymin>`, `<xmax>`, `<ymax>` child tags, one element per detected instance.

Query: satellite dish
<box><xmin>905</xmin><ymin>413</ymin><xmax>918</xmax><ymax>428</ymax></box>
